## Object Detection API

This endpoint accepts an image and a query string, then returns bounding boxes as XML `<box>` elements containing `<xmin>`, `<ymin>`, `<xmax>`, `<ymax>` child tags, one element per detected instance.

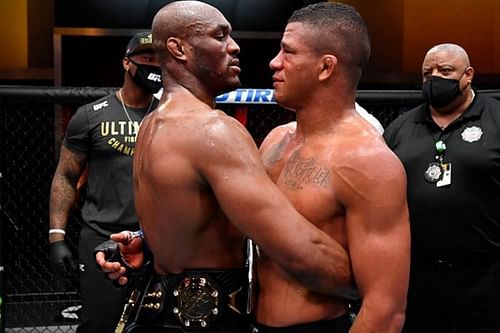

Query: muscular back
<box><xmin>134</xmin><ymin>93</ymin><xmax>245</xmax><ymax>274</ymax></box>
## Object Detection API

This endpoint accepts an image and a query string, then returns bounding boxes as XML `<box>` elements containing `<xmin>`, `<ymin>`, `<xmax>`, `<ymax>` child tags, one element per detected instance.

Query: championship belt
<box><xmin>115</xmin><ymin>289</ymin><xmax>140</xmax><ymax>333</ymax></box>
<box><xmin>173</xmin><ymin>277</ymin><xmax>220</xmax><ymax>328</ymax></box>
<box><xmin>123</xmin><ymin>240</ymin><xmax>255</xmax><ymax>332</ymax></box>
<box><xmin>114</xmin><ymin>261</ymin><xmax>154</xmax><ymax>333</ymax></box>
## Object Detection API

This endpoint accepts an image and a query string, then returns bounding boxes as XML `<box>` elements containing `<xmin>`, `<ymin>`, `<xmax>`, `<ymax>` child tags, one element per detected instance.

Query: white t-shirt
<box><xmin>355</xmin><ymin>102</ymin><xmax>384</xmax><ymax>134</ymax></box>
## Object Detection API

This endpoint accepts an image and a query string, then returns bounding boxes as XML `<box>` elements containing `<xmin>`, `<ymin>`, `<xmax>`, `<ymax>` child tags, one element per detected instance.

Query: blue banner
<box><xmin>216</xmin><ymin>88</ymin><xmax>276</xmax><ymax>104</ymax></box>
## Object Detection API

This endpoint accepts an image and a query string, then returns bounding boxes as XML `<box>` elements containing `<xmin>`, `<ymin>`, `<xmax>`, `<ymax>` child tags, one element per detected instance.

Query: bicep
<box><xmin>343</xmin><ymin>154</ymin><xmax>410</xmax><ymax>302</ymax></box>
<box><xmin>199</xmin><ymin>120</ymin><xmax>311</xmax><ymax>262</ymax></box>
<box><xmin>203</xmin><ymin>126</ymin><xmax>286</xmax><ymax>234</ymax></box>
<box><xmin>50</xmin><ymin>146</ymin><xmax>88</xmax><ymax>219</ymax></box>
<box><xmin>196</xmin><ymin>118</ymin><xmax>353</xmax><ymax>291</ymax></box>
<box><xmin>54</xmin><ymin>145</ymin><xmax>88</xmax><ymax>185</ymax></box>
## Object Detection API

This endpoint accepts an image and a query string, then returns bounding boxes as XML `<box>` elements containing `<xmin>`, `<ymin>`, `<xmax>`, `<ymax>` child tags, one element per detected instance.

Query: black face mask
<box><xmin>129</xmin><ymin>59</ymin><xmax>162</xmax><ymax>94</ymax></box>
<box><xmin>422</xmin><ymin>71</ymin><xmax>466</xmax><ymax>108</ymax></box>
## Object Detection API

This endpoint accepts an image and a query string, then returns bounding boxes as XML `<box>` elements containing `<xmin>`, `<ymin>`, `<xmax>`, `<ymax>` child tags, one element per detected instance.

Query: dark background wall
<box><xmin>0</xmin><ymin>0</ymin><xmax>499</xmax><ymax>88</ymax></box>
<box><xmin>54</xmin><ymin>0</ymin><xmax>318</xmax><ymax>88</ymax></box>
<box><xmin>58</xmin><ymin>34</ymin><xmax>284</xmax><ymax>89</ymax></box>
<box><xmin>54</xmin><ymin>0</ymin><xmax>310</xmax><ymax>30</ymax></box>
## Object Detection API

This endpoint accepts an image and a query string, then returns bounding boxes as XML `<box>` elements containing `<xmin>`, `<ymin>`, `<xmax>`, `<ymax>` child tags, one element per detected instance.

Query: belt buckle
<box><xmin>173</xmin><ymin>277</ymin><xmax>220</xmax><ymax>328</ymax></box>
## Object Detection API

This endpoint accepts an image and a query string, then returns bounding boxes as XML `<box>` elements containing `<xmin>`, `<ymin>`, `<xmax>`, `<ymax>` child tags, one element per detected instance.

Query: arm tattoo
<box><xmin>49</xmin><ymin>149</ymin><xmax>87</xmax><ymax>229</ymax></box>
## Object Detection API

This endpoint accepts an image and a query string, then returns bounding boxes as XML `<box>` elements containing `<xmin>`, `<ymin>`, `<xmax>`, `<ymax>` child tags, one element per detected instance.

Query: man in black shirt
<box><xmin>48</xmin><ymin>32</ymin><xmax>161</xmax><ymax>333</ymax></box>
<box><xmin>384</xmin><ymin>43</ymin><xmax>500</xmax><ymax>333</ymax></box>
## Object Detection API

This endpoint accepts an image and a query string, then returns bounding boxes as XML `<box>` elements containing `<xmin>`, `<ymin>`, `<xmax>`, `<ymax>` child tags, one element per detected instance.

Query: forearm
<box><xmin>49</xmin><ymin>174</ymin><xmax>78</xmax><ymax>242</ymax></box>
<box><xmin>286</xmin><ymin>231</ymin><xmax>357</xmax><ymax>299</ymax></box>
<box><xmin>349</xmin><ymin>297</ymin><xmax>406</xmax><ymax>333</ymax></box>
<box><xmin>229</xmin><ymin>189</ymin><xmax>355</xmax><ymax>297</ymax></box>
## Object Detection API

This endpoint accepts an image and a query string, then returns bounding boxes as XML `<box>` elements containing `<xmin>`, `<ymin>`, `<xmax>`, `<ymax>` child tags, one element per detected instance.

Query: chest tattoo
<box><xmin>263</xmin><ymin>138</ymin><xmax>289</xmax><ymax>167</ymax></box>
<box><xmin>283</xmin><ymin>151</ymin><xmax>330</xmax><ymax>190</ymax></box>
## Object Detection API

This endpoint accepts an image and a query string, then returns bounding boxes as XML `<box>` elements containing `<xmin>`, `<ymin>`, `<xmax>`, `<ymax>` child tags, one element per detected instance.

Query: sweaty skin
<box><xmin>134</xmin><ymin>97</ymin><xmax>247</xmax><ymax>272</ymax></box>
<box><xmin>98</xmin><ymin>5</ymin><xmax>408</xmax><ymax>333</ymax></box>
<box><xmin>257</xmin><ymin>115</ymin><xmax>408</xmax><ymax>327</ymax></box>
<box><xmin>134</xmin><ymin>89</ymin><xmax>353</xmax><ymax>294</ymax></box>
<box><xmin>255</xmin><ymin>16</ymin><xmax>410</xmax><ymax>333</ymax></box>
<box><xmin>131</xmin><ymin>0</ymin><xmax>354</xmax><ymax>296</ymax></box>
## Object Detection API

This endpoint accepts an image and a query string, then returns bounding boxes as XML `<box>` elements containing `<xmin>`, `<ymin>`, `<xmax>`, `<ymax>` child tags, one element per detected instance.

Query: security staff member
<box><xmin>384</xmin><ymin>43</ymin><xmax>500</xmax><ymax>333</ymax></box>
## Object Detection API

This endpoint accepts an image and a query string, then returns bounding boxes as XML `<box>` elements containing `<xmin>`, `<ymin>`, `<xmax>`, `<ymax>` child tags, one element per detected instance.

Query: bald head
<box><xmin>422</xmin><ymin>43</ymin><xmax>473</xmax><ymax>83</ymax></box>
<box><xmin>152</xmin><ymin>1</ymin><xmax>228</xmax><ymax>64</ymax></box>
<box><xmin>150</xmin><ymin>1</ymin><xmax>241</xmax><ymax>96</ymax></box>
<box><xmin>425</xmin><ymin>43</ymin><xmax>470</xmax><ymax>67</ymax></box>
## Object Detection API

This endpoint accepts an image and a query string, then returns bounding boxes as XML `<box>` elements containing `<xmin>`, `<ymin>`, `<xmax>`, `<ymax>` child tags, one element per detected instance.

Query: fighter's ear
<box><xmin>166</xmin><ymin>37</ymin><xmax>186</xmax><ymax>60</ymax></box>
<box><xmin>318</xmin><ymin>54</ymin><xmax>337</xmax><ymax>81</ymax></box>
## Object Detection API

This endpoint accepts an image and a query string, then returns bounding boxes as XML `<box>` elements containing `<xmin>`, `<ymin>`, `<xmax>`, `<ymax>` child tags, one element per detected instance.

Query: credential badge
<box><xmin>461</xmin><ymin>126</ymin><xmax>483</xmax><ymax>143</ymax></box>
<box><xmin>424</xmin><ymin>162</ymin><xmax>442</xmax><ymax>183</ymax></box>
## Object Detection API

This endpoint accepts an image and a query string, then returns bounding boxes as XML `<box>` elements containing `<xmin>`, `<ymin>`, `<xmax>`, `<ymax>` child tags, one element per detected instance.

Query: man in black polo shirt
<box><xmin>384</xmin><ymin>43</ymin><xmax>500</xmax><ymax>333</ymax></box>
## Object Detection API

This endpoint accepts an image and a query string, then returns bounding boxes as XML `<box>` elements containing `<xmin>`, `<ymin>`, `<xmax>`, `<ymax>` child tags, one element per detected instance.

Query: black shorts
<box><xmin>252</xmin><ymin>312</ymin><xmax>353</xmax><ymax>333</ymax></box>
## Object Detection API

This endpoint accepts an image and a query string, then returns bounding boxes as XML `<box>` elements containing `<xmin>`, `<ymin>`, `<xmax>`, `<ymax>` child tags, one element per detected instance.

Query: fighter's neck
<box><xmin>294</xmin><ymin>99</ymin><xmax>355</xmax><ymax>138</ymax></box>
<box><xmin>161</xmin><ymin>82</ymin><xmax>216</xmax><ymax>109</ymax></box>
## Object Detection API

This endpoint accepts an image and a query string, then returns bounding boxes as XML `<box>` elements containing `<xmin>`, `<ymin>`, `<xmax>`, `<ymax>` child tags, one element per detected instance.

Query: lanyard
<box><xmin>424</xmin><ymin>126</ymin><xmax>454</xmax><ymax>186</ymax></box>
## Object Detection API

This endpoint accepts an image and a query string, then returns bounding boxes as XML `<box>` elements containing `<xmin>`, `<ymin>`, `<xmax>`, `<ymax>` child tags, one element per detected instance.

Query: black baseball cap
<box><xmin>125</xmin><ymin>32</ymin><xmax>154</xmax><ymax>57</ymax></box>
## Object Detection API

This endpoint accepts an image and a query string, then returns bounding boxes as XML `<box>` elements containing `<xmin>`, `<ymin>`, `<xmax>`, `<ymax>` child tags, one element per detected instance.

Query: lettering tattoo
<box><xmin>283</xmin><ymin>151</ymin><xmax>330</xmax><ymax>190</ymax></box>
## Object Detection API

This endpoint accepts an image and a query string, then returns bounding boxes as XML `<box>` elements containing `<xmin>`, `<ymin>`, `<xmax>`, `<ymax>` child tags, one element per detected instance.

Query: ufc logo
<box><xmin>93</xmin><ymin>101</ymin><xmax>108</xmax><ymax>111</ymax></box>
<box><xmin>147</xmin><ymin>73</ymin><xmax>161</xmax><ymax>82</ymax></box>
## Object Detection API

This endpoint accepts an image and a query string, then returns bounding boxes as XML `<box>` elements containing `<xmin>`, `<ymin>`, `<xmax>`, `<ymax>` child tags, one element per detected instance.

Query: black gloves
<box><xmin>94</xmin><ymin>239</ymin><xmax>131</xmax><ymax>288</ymax></box>
<box><xmin>49</xmin><ymin>240</ymin><xmax>77</xmax><ymax>279</ymax></box>
<box><xmin>94</xmin><ymin>238</ymin><xmax>153</xmax><ymax>288</ymax></box>
<box><xmin>94</xmin><ymin>240</ymin><xmax>122</xmax><ymax>264</ymax></box>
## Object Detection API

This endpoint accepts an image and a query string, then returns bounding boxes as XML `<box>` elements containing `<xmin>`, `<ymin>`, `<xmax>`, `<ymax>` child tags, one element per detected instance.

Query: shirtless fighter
<box><xmin>254</xmin><ymin>3</ymin><xmax>410</xmax><ymax>333</ymax></box>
